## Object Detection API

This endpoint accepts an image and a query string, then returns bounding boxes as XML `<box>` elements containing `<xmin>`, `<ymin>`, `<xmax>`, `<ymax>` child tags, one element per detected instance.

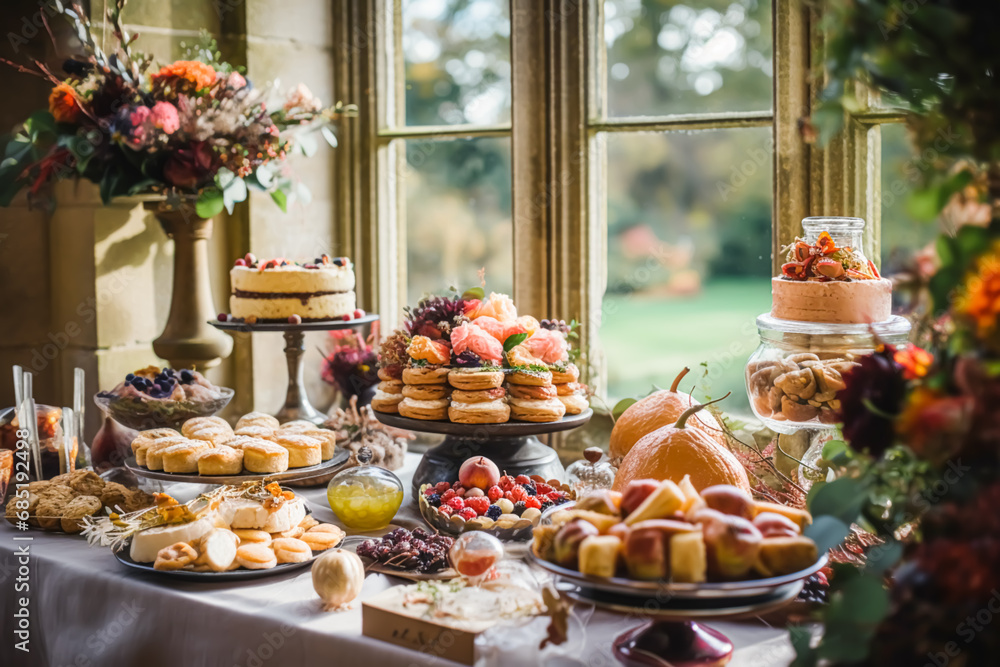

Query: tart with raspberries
<box><xmin>418</xmin><ymin>455</ymin><xmax>574</xmax><ymax>541</ymax></box>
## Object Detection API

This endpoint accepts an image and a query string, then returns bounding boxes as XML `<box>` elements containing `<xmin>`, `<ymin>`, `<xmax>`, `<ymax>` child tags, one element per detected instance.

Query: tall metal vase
<box><xmin>145</xmin><ymin>200</ymin><xmax>233</xmax><ymax>370</ymax></box>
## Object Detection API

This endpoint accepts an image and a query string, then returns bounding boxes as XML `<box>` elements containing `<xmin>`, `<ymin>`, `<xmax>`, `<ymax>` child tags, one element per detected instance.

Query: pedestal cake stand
<box><xmin>373</xmin><ymin>409</ymin><xmax>592</xmax><ymax>495</ymax></box>
<box><xmin>210</xmin><ymin>314</ymin><xmax>379</xmax><ymax>424</ymax></box>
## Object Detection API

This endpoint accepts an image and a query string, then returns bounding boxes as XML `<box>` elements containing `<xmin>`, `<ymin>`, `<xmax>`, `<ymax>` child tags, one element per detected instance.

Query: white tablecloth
<box><xmin>1</xmin><ymin>454</ymin><xmax>794</xmax><ymax>667</ymax></box>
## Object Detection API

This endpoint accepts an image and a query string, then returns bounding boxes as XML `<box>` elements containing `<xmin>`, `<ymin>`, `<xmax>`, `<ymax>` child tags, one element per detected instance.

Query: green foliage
<box><xmin>502</xmin><ymin>332</ymin><xmax>527</xmax><ymax>352</ymax></box>
<box><xmin>929</xmin><ymin>220</ymin><xmax>998</xmax><ymax>315</ymax></box>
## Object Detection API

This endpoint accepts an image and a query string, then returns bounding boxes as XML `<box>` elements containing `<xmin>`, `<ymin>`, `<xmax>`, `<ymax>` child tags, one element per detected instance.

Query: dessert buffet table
<box><xmin>1</xmin><ymin>454</ymin><xmax>793</xmax><ymax>667</ymax></box>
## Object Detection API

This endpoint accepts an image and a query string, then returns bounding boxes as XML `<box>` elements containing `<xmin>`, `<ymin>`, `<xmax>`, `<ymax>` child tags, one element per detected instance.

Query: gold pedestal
<box><xmin>145</xmin><ymin>201</ymin><xmax>233</xmax><ymax>370</ymax></box>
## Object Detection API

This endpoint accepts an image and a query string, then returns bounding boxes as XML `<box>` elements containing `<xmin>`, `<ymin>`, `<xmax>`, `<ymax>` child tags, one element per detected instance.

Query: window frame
<box><xmin>332</xmin><ymin>0</ymin><xmax>904</xmax><ymax>397</ymax></box>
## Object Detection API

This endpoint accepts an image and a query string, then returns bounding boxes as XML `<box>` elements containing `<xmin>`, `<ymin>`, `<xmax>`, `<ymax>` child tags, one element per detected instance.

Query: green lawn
<box><xmin>600</xmin><ymin>278</ymin><xmax>772</xmax><ymax>416</ymax></box>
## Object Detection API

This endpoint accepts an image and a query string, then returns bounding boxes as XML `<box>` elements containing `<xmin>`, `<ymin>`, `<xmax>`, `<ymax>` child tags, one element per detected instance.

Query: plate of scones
<box><xmin>124</xmin><ymin>412</ymin><xmax>349</xmax><ymax>483</ymax></box>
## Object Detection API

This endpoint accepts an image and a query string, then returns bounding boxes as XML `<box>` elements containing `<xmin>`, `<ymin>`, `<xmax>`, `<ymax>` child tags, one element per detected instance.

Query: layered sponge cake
<box><xmin>230</xmin><ymin>255</ymin><xmax>355</xmax><ymax>322</ymax></box>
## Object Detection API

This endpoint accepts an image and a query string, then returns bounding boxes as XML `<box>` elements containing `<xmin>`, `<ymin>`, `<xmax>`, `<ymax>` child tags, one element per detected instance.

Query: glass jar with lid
<box><xmin>745</xmin><ymin>314</ymin><xmax>911</xmax><ymax>434</ymax></box>
<box><xmin>326</xmin><ymin>446</ymin><xmax>404</xmax><ymax>530</ymax></box>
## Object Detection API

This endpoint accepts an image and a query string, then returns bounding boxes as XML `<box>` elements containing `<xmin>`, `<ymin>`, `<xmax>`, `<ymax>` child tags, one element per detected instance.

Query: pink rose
<box><xmin>150</xmin><ymin>101</ymin><xmax>180</xmax><ymax>134</ymax></box>
<box><xmin>464</xmin><ymin>292</ymin><xmax>518</xmax><ymax>322</ymax></box>
<box><xmin>523</xmin><ymin>328</ymin><xmax>569</xmax><ymax>364</ymax></box>
<box><xmin>223</xmin><ymin>71</ymin><xmax>247</xmax><ymax>89</ymax></box>
<box><xmin>451</xmin><ymin>324</ymin><xmax>503</xmax><ymax>365</ymax></box>
<box><xmin>283</xmin><ymin>83</ymin><xmax>322</xmax><ymax>113</ymax></box>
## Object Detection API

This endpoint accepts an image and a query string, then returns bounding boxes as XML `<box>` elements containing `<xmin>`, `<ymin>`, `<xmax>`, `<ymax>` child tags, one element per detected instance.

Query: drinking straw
<box><xmin>61</xmin><ymin>407</ymin><xmax>75</xmax><ymax>474</ymax></box>
<box><xmin>73</xmin><ymin>368</ymin><xmax>87</xmax><ymax>466</ymax></box>
<box><xmin>13</xmin><ymin>366</ymin><xmax>23</xmax><ymax>412</ymax></box>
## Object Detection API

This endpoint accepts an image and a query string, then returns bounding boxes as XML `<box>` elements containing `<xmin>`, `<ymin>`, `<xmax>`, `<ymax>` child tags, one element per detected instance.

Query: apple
<box><xmin>752</xmin><ymin>512</ymin><xmax>801</xmax><ymax>539</ymax></box>
<box><xmin>458</xmin><ymin>456</ymin><xmax>500</xmax><ymax>490</ymax></box>
<box><xmin>620</xmin><ymin>479</ymin><xmax>660</xmax><ymax>517</ymax></box>
<box><xmin>552</xmin><ymin>519</ymin><xmax>600</xmax><ymax>568</ymax></box>
<box><xmin>693</xmin><ymin>508</ymin><xmax>763</xmax><ymax>579</ymax></box>
<box><xmin>700</xmin><ymin>485</ymin><xmax>755</xmax><ymax>519</ymax></box>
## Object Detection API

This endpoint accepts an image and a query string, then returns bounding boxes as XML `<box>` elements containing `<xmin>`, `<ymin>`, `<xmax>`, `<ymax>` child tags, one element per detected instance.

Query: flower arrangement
<box><xmin>321</xmin><ymin>329</ymin><xmax>379</xmax><ymax>400</ymax></box>
<box><xmin>0</xmin><ymin>0</ymin><xmax>354</xmax><ymax>217</ymax></box>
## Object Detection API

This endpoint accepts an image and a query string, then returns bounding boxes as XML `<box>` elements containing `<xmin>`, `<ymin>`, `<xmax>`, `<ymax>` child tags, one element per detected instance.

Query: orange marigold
<box><xmin>955</xmin><ymin>243</ymin><xmax>1000</xmax><ymax>342</ymax></box>
<box><xmin>151</xmin><ymin>60</ymin><xmax>217</xmax><ymax>94</ymax></box>
<box><xmin>48</xmin><ymin>83</ymin><xmax>81</xmax><ymax>123</ymax></box>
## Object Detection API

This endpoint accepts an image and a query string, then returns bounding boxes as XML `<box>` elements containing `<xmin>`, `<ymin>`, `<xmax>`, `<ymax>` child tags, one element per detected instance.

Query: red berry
<box><xmin>435</xmin><ymin>481</ymin><xmax>452</xmax><ymax>494</ymax></box>
<box><xmin>341</xmin><ymin>313</ymin><xmax>352</xmax><ymax>321</ymax></box>
<box><xmin>288</xmin><ymin>314</ymin><xmax>302</xmax><ymax>324</ymax></box>
<box><xmin>535</xmin><ymin>483</ymin><xmax>554</xmax><ymax>495</ymax></box>
<box><xmin>504</xmin><ymin>491</ymin><xmax>516</xmax><ymax>502</ymax></box>
<box><xmin>509</xmin><ymin>486</ymin><xmax>529</xmax><ymax>502</ymax></box>
<box><xmin>465</xmin><ymin>496</ymin><xmax>490</xmax><ymax>515</ymax></box>
<box><xmin>445</xmin><ymin>497</ymin><xmax>465</xmax><ymax>511</ymax></box>
<box><xmin>487</xmin><ymin>486</ymin><xmax>503</xmax><ymax>503</ymax></box>
<box><xmin>423</xmin><ymin>486</ymin><xmax>437</xmax><ymax>496</ymax></box>
<box><xmin>234</xmin><ymin>258</ymin><xmax>246</xmax><ymax>267</ymax></box>
<box><xmin>438</xmin><ymin>505</ymin><xmax>454</xmax><ymax>516</ymax></box>
<box><xmin>524</xmin><ymin>497</ymin><xmax>542</xmax><ymax>510</ymax></box>
<box><xmin>457</xmin><ymin>507</ymin><xmax>478</xmax><ymax>521</ymax></box>
<box><xmin>217</xmin><ymin>313</ymin><xmax>228</xmax><ymax>322</ymax></box>
<box><xmin>245</xmin><ymin>253</ymin><xmax>256</xmax><ymax>265</ymax></box>
<box><xmin>353</xmin><ymin>309</ymin><xmax>365</xmax><ymax>319</ymax></box>
<box><xmin>499</xmin><ymin>475</ymin><xmax>515</xmax><ymax>489</ymax></box>
<box><xmin>515</xmin><ymin>475</ymin><xmax>531</xmax><ymax>485</ymax></box>
<box><xmin>441</xmin><ymin>489</ymin><xmax>457</xmax><ymax>502</ymax></box>
<box><xmin>452</xmin><ymin>486</ymin><xmax>466</xmax><ymax>497</ymax></box>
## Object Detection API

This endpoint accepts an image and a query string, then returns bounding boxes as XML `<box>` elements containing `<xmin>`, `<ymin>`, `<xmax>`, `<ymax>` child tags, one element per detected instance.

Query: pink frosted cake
<box><xmin>771</xmin><ymin>230</ymin><xmax>890</xmax><ymax>324</ymax></box>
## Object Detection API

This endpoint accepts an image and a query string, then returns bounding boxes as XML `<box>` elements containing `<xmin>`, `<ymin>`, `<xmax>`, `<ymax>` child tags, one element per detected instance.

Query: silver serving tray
<box><xmin>123</xmin><ymin>447</ymin><xmax>349</xmax><ymax>485</ymax></box>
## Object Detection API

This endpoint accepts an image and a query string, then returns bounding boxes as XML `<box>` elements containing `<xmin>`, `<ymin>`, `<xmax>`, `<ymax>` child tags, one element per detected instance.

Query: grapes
<box><xmin>539</xmin><ymin>319</ymin><xmax>571</xmax><ymax>335</ymax></box>
<box><xmin>798</xmin><ymin>573</ymin><xmax>829</xmax><ymax>604</ymax></box>
<box><xmin>357</xmin><ymin>527</ymin><xmax>454</xmax><ymax>573</ymax></box>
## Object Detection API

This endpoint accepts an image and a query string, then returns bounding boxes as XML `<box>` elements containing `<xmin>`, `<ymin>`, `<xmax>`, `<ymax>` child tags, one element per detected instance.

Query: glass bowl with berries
<box><xmin>94</xmin><ymin>366</ymin><xmax>234</xmax><ymax>430</ymax></box>
<box><xmin>418</xmin><ymin>455</ymin><xmax>575</xmax><ymax>541</ymax></box>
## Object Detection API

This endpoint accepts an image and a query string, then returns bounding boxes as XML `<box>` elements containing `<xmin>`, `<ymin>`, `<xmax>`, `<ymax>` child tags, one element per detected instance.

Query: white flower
<box><xmin>284</xmin><ymin>83</ymin><xmax>322</xmax><ymax>113</ymax></box>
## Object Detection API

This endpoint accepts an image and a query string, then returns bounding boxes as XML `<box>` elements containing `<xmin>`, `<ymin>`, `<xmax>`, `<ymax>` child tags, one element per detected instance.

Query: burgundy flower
<box><xmin>163</xmin><ymin>141</ymin><xmax>216</xmax><ymax>189</ymax></box>
<box><xmin>835</xmin><ymin>345</ymin><xmax>907</xmax><ymax>457</ymax></box>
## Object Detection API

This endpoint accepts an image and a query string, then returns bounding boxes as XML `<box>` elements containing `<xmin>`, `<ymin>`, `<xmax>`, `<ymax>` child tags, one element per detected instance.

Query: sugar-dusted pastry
<box><xmin>143</xmin><ymin>437</ymin><xmax>196</xmax><ymax>471</ymax></box>
<box><xmin>196</xmin><ymin>529</ymin><xmax>239</xmax><ymax>572</ymax></box>
<box><xmin>241</xmin><ymin>440</ymin><xmax>290</xmax><ymax>474</ymax></box>
<box><xmin>508</xmin><ymin>397</ymin><xmax>565</xmax><ymax>423</ymax></box>
<box><xmin>197</xmin><ymin>445</ymin><xmax>244</xmax><ymax>476</ymax></box>
<box><xmin>236</xmin><ymin>411</ymin><xmax>280</xmax><ymax>431</ymax></box>
<box><xmin>153</xmin><ymin>542</ymin><xmax>199</xmax><ymax>571</ymax></box>
<box><xmin>232</xmin><ymin>528</ymin><xmax>271</xmax><ymax>546</ymax></box>
<box><xmin>161</xmin><ymin>441</ymin><xmax>212</xmax><ymax>473</ymax></box>
<box><xmin>279</xmin><ymin>426</ymin><xmax>336</xmax><ymax>461</ymax></box>
<box><xmin>130</xmin><ymin>428</ymin><xmax>180</xmax><ymax>454</ymax></box>
<box><xmin>272</xmin><ymin>434</ymin><xmax>322</xmax><ymax>468</ymax></box>
<box><xmin>447</xmin><ymin>369</ymin><xmax>504</xmax><ymax>391</ymax></box>
<box><xmin>300</xmin><ymin>524</ymin><xmax>345</xmax><ymax>551</ymax></box>
<box><xmin>182</xmin><ymin>416</ymin><xmax>234</xmax><ymax>445</ymax></box>
<box><xmin>60</xmin><ymin>495</ymin><xmax>102</xmax><ymax>533</ymax></box>
<box><xmin>222</xmin><ymin>435</ymin><xmax>269</xmax><ymax>450</ymax></box>
<box><xmin>271</xmin><ymin>537</ymin><xmax>312</xmax><ymax>563</ymax></box>
<box><xmin>235</xmin><ymin>543</ymin><xmax>277</xmax><ymax>570</ymax></box>
<box><xmin>233</xmin><ymin>424</ymin><xmax>275</xmax><ymax>440</ymax></box>
<box><xmin>135</xmin><ymin>435</ymin><xmax>188</xmax><ymax>467</ymax></box>
<box><xmin>398</xmin><ymin>397</ymin><xmax>449</xmax><ymax>421</ymax></box>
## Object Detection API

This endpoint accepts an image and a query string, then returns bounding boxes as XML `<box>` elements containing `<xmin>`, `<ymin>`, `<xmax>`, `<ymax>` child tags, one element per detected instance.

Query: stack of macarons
<box><xmin>447</xmin><ymin>367</ymin><xmax>509</xmax><ymax>423</ymax></box>
<box><xmin>551</xmin><ymin>363</ymin><xmax>588</xmax><ymax>415</ymax></box>
<box><xmin>371</xmin><ymin>368</ymin><xmax>404</xmax><ymax>414</ymax></box>
<box><xmin>505</xmin><ymin>367</ymin><xmax>566</xmax><ymax>423</ymax></box>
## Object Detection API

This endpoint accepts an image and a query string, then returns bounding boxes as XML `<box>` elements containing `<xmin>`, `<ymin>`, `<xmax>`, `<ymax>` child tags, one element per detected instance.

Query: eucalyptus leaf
<box><xmin>821</xmin><ymin>439</ymin><xmax>849</xmax><ymax>463</ymax></box>
<box><xmin>195</xmin><ymin>189</ymin><xmax>225</xmax><ymax>218</ymax></box>
<box><xmin>612</xmin><ymin>397</ymin><xmax>636</xmax><ymax>420</ymax></box>
<box><xmin>321</xmin><ymin>125</ymin><xmax>338</xmax><ymax>148</ymax></box>
<box><xmin>804</xmin><ymin>515</ymin><xmax>851</xmax><ymax>553</ymax></box>
<box><xmin>503</xmin><ymin>332</ymin><xmax>528</xmax><ymax>352</ymax></box>
<box><xmin>215</xmin><ymin>167</ymin><xmax>236</xmax><ymax>189</ymax></box>
<box><xmin>297</xmin><ymin>133</ymin><xmax>318</xmax><ymax>157</ymax></box>
<box><xmin>808</xmin><ymin>475</ymin><xmax>867</xmax><ymax>525</ymax></box>
<box><xmin>270</xmin><ymin>189</ymin><xmax>288</xmax><ymax>213</ymax></box>
<box><xmin>222</xmin><ymin>176</ymin><xmax>248</xmax><ymax>214</ymax></box>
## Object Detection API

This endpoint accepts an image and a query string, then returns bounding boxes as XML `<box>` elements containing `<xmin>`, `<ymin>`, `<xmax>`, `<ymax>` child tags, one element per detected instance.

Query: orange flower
<box><xmin>48</xmin><ymin>83</ymin><xmax>81</xmax><ymax>123</ymax></box>
<box><xmin>955</xmin><ymin>244</ymin><xmax>1000</xmax><ymax>344</ymax></box>
<box><xmin>151</xmin><ymin>60</ymin><xmax>217</xmax><ymax>95</ymax></box>
<box><xmin>895</xmin><ymin>387</ymin><xmax>973</xmax><ymax>463</ymax></box>
<box><xmin>894</xmin><ymin>345</ymin><xmax>933</xmax><ymax>380</ymax></box>
<box><xmin>406</xmin><ymin>335</ymin><xmax>450</xmax><ymax>365</ymax></box>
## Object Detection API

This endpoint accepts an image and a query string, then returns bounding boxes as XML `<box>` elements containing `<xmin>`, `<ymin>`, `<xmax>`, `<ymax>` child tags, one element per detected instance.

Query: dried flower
<box><xmin>48</xmin><ymin>83</ymin><xmax>81</xmax><ymax>123</ymax></box>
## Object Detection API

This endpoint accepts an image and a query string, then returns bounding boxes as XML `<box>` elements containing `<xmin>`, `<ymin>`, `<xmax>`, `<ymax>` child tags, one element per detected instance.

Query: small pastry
<box><xmin>448</xmin><ymin>399</ymin><xmax>510</xmax><ymax>424</ymax></box>
<box><xmin>197</xmin><ymin>529</ymin><xmax>239</xmax><ymax>572</ymax></box>
<box><xmin>153</xmin><ymin>542</ymin><xmax>199</xmax><ymax>571</ymax></box>
<box><xmin>278</xmin><ymin>426</ymin><xmax>337</xmax><ymax>461</ymax></box>
<box><xmin>398</xmin><ymin>397</ymin><xmax>449</xmax><ymax>420</ymax></box>
<box><xmin>279</xmin><ymin>420</ymin><xmax>318</xmax><ymax>432</ymax></box>
<box><xmin>232</xmin><ymin>528</ymin><xmax>272</xmax><ymax>545</ymax></box>
<box><xmin>508</xmin><ymin>397</ymin><xmax>566</xmax><ymax>422</ymax></box>
<box><xmin>272</xmin><ymin>434</ymin><xmax>322</xmax><ymax>468</ymax></box>
<box><xmin>402</xmin><ymin>383</ymin><xmax>451</xmax><ymax>400</ymax></box>
<box><xmin>377</xmin><ymin>379</ymin><xmax>403</xmax><ymax>395</ymax></box>
<box><xmin>447</xmin><ymin>369</ymin><xmax>504</xmax><ymax>391</ymax></box>
<box><xmin>234</xmin><ymin>424</ymin><xmax>275</xmax><ymax>440</ymax></box>
<box><xmin>222</xmin><ymin>435</ymin><xmax>271</xmax><ymax>450</ymax></box>
<box><xmin>135</xmin><ymin>435</ymin><xmax>188</xmax><ymax>467</ymax></box>
<box><xmin>182</xmin><ymin>416</ymin><xmax>234</xmax><ymax>446</ymax></box>
<box><xmin>235</xmin><ymin>543</ymin><xmax>278</xmax><ymax>570</ymax></box>
<box><xmin>197</xmin><ymin>445</ymin><xmax>244</xmax><ymax>476</ymax></box>
<box><xmin>298</xmin><ymin>515</ymin><xmax>320</xmax><ymax>531</ymax></box>
<box><xmin>144</xmin><ymin>437</ymin><xmax>194</xmax><ymax>471</ymax></box>
<box><xmin>555</xmin><ymin>381</ymin><xmax>584</xmax><ymax>396</ymax></box>
<box><xmin>130</xmin><ymin>428</ymin><xmax>180</xmax><ymax>454</ymax></box>
<box><xmin>371</xmin><ymin>390</ymin><xmax>405</xmax><ymax>413</ymax></box>
<box><xmin>558</xmin><ymin>393</ymin><xmax>589</xmax><ymax>415</ymax></box>
<box><xmin>507</xmin><ymin>369</ymin><xmax>553</xmax><ymax>386</ymax></box>
<box><xmin>235</xmin><ymin>411</ymin><xmax>280</xmax><ymax>431</ymax></box>
<box><xmin>274</xmin><ymin>525</ymin><xmax>305</xmax><ymax>539</ymax></box>
<box><xmin>450</xmin><ymin>387</ymin><xmax>506</xmax><ymax>403</ymax></box>
<box><xmin>550</xmin><ymin>363</ymin><xmax>580</xmax><ymax>384</ymax></box>
<box><xmin>301</xmin><ymin>524</ymin><xmax>345</xmax><ymax>551</ymax></box>
<box><xmin>161</xmin><ymin>441</ymin><xmax>212</xmax><ymax>473</ymax></box>
<box><xmin>401</xmin><ymin>366</ymin><xmax>450</xmax><ymax>385</ymax></box>
<box><xmin>241</xmin><ymin>441</ymin><xmax>290</xmax><ymax>474</ymax></box>
<box><xmin>59</xmin><ymin>495</ymin><xmax>101</xmax><ymax>533</ymax></box>
<box><xmin>507</xmin><ymin>383</ymin><xmax>557</xmax><ymax>400</ymax></box>
<box><xmin>271</xmin><ymin>537</ymin><xmax>312</xmax><ymax>563</ymax></box>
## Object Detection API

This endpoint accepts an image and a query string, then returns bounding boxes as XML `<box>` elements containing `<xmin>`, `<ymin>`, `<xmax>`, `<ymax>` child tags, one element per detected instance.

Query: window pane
<box><xmin>601</xmin><ymin>127</ymin><xmax>772</xmax><ymax>415</ymax></box>
<box><xmin>603</xmin><ymin>0</ymin><xmax>773</xmax><ymax>117</ymax></box>
<box><xmin>403</xmin><ymin>137</ymin><xmax>513</xmax><ymax>303</ymax></box>
<box><xmin>401</xmin><ymin>0</ymin><xmax>511</xmax><ymax>126</ymax></box>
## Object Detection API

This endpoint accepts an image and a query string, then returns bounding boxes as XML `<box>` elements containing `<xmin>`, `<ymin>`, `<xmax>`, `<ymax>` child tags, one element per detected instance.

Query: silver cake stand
<box><xmin>211</xmin><ymin>314</ymin><xmax>379</xmax><ymax>424</ymax></box>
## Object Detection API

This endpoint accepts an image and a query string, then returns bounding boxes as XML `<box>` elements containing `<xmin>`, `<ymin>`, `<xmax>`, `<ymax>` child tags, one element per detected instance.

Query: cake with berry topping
<box><xmin>229</xmin><ymin>254</ymin><xmax>356</xmax><ymax>322</ymax></box>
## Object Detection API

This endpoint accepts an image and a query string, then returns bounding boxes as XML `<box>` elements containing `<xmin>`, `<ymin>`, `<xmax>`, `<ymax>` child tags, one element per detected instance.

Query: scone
<box><xmin>130</xmin><ymin>428</ymin><xmax>180</xmax><ymax>454</ymax></box>
<box><xmin>197</xmin><ymin>445</ymin><xmax>244</xmax><ymax>476</ymax></box>
<box><xmin>135</xmin><ymin>435</ymin><xmax>188</xmax><ymax>467</ymax></box>
<box><xmin>241</xmin><ymin>441</ymin><xmax>290</xmax><ymax>474</ymax></box>
<box><xmin>161</xmin><ymin>441</ymin><xmax>212</xmax><ymax>473</ymax></box>
<box><xmin>398</xmin><ymin>397</ymin><xmax>449</xmax><ymax>420</ymax></box>
<box><xmin>144</xmin><ymin>438</ymin><xmax>195</xmax><ymax>471</ymax></box>
<box><xmin>235</xmin><ymin>411</ymin><xmax>280</xmax><ymax>431</ymax></box>
<box><xmin>272</xmin><ymin>434</ymin><xmax>322</xmax><ymax>468</ymax></box>
<box><xmin>182</xmin><ymin>416</ymin><xmax>234</xmax><ymax>445</ymax></box>
<box><xmin>233</xmin><ymin>424</ymin><xmax>275</xmax><ymax>440</ymax></box>
<box><xmin>278</xmin><ymin>425</ymin><xmax>337</xmax><ymax>461</ymax></box>
<box><xmin>271</xmin><ymin>537</ymin><xmax>312</xmax><ymax>564</ymax></box>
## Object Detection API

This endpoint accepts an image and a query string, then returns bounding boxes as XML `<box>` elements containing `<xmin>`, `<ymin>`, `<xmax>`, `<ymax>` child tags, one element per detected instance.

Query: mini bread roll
<box><xmin>234</xmin><ymin>424</ymin><xmax>275</xmax><ymax>440</ymax></box>
<box><xmin>236</xmin><ymin>412</ymin><xmax>280</xmax><ymax>431</ymax></box>
<box><xmin>236</xmin><ymin>543</ymin><xmax>277</xmax><ymax>570</ymax></box>
<box><xmin>278</xmin><ymin>420</ymin><xmax>318</xmax><ymax>433</ymax></box>
<box><xmin>197</xmin><ymin>445</ymin><xmax>244</xmax><ymax>476</ymax></box>
<box><xmin>271</xmin><ymin>537</ymin><xmax>312</xmax><ymax>564</ymax></box>
<box><xmin>161</xmin><ymin>441</ymin><xmax>212</xmax><ymax>473</ymax></box>
<box><xmin>241</xmin><ymin>441</ymin><xmax>290</xmax><ymax>474</ymax></box>
<box><xmin>272</xmin><ymin>434</ymin><xmax>322</xmax><ymax>468</ymax></box>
